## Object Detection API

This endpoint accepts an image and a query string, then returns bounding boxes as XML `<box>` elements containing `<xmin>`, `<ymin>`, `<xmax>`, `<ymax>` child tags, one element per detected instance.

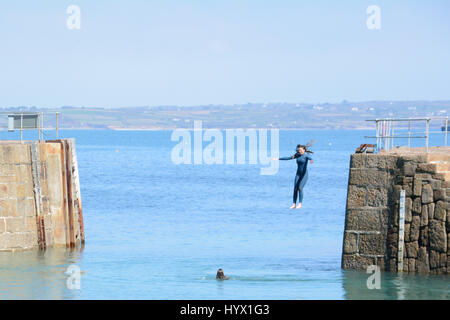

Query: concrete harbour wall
<box><xmin>342</xmin><ymin>148</ymin><xmax>449</xmax><ymax>274</ymax></box>
<box><xmin>0</xmin><ymin>139</ymin><xmax>84</xmax><ymax>251</ymax></box>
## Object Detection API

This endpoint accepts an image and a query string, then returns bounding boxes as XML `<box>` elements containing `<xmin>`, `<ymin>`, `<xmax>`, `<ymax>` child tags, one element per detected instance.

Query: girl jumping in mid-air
<box><xmin>273</xmin><ymin>144</ymin><xmax>314</xmax><ymax>209</ymax></box>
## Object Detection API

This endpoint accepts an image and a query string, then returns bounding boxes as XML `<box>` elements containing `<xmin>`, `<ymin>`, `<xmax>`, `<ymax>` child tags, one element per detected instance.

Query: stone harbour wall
<box><xmin>0</xmin><ymin>139</ymin><xmax>84</xmax><ymax>252</ymax></box>
<box><xmin>342</xmin><ymin>149</ymin><xmax>449</xmax><ymax>274</ymax></box>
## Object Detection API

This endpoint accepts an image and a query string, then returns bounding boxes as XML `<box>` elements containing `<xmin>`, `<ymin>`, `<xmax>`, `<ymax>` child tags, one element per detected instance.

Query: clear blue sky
<box><xmin>0</xmin><ymin>0</ymin><xmax>449</xmax><ymax>107</ymax></box>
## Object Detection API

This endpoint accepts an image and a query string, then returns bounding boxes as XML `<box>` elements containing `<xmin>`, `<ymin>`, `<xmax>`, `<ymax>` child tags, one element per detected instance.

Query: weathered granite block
<box><xmin>5</xmin><ymin>217</ymin><xmax>26</xmax><ymax>233</ymax></box>
<box><xmin>359</xmin><ymin>233</ymin><xmax>386</xmax><ymax>255</ymax></box>
<box><xmin>420</xmin><ymin>205</ymin><xmax>429</xmax><ymax>226</ymax></box>
<box><xmin>431</xmin><ymin>179</ymin><xmax>442</xmax><ymax>190</ymax></box>
<box><xmin>392</xmin><ymin>203</ymin><xmax>399</xmax><ymax>227</ymax></box>
<box><xmin>422</xmin><ymin>184</ymin><xmax>434</xmax><ymax>204</ymax></box>
<box><xmin>388</xmin><ymin>258</ymin><xmax>397</xmax><ymax>272</ymax></box>
<box><xmin>404</xmin><ymin>223</ymin><xmax>411</xmax><ymax>242</ymax></box>
<box><xmin>434</xmin><ymin>201</ymin><xmax>446</xmax><ymax>221</ymax></box>
<box><xmin>388</xmin><ymin>232</ymin><xmax>398</xmax><ymax>258</ymax></box>
<box><xmin>347</xmin><ymin>185</ymin><xmax>366</xmax><ymax>208</ymax></box>
<box><xmin>413</xmin><ymin>178</ymin><xmax>422</xmax><ymax>196</ymax></box>
<box><xmin>403</xmin><ymin>163</ymin><xmax>417</xmax><ymax>176</ymax></box>
<box><xmin>350</xmin><ymin>154</ymin><xmax>366</xmax><ymax>168</ymax></box>
<box><xmin>393</xmin><ymin>185</ymin><xmax>402</xmax><ymax>202</ymax></box>
<box><xmin>415</xmin><ymin>173</ymin><xmax>432</xmax><ymax>181</ymax></box>
<box><xmin>367</xmin><ymin>188</ymin><xmax>388</xmax><ymax>207</ymax></box>
<box><xmin>419</xmin><ymin>226</ymin><xmax>429</xmax><ymax>247</ymax></box>
<box><xmin>440</xmin><ymin>253</ymin><xmax>447</xmax><ymax>269</ymax></box>
<box><xmin>366</xmin><ymin>155</ymin><xmax>397</xmax><ymax>169</ymax></box>
<box><xmin>434</xmin><ymin>188</ymin><xmax>446</xmax><ymax>202</ymax></box>
<box><xmin>0</xmin><ymin>232</ymin><xmax>35</xmax><ymax>250</ymax></box>
<box><xmin>0</xmin><ymin>200</ymin><xmax>12</xmax><ymax>218</ymax></box>
<box><xmin>429</xmin><ymin>250</ymin><xmax>441</xmax><ymax>269</ymax></box>
<box><xmin>403</xmin><ymin>259</ymin><xmax>409</xmax><ymax>272</ymax></box>
<box><xmin>405</xmin><ymin>197</ymin><xmax>413</xmax><ymax>222</ymax></box>
<box><xmin>405</xmin><ymin>241</ymin><xmax>419</xmax><ymax>258</ymax></box>
<box><xmin>16</xmin><ymin>199</ymin><xmax>36</xmax><ymax>217</ymax></box>
<box><xmin>346</xmin><ymin>209</ymin><xmax>388</xmax><ymax>232</ymax></box>
<box><xmin>404</xmin><ymin>180</ymin><xmax>413</xmax><ymax>197</ymax></box>
<box><xmin>349</xmin><ymin>169</ymin><xmax>388</xmax><ymax>186</ymax></box>
<box><xmin>403</xmin><ymin>177</ymin><xmax>413</xmax><ymax>185</ymax></box>
<box><xmin>448</xmin><ymin>251</ymin><xmax>450</xmax><ymax>268</ymax></box>
<box><xmin>408</xmin><ymin>258</ymin><xmax>416</xmax><ymax>273</ymax></box>
<box><xmin>412</xmin><ymin>197</ymin><xmax>422</xmax><ymax>214</ymax></box>
<box><xmin>342</xmin><ymin>254</ymin><xmax>374</xmax><ymax>270</ymax></box>
<box><xmin>417</xmin><ymin>163</ymin><xmax>437</xmax><ymax>173</ymax></box>
<box><xmin>429</xmin><ymin>220</ymin><xmax>447</xmax><ymax>253</ymax></box>
<box><xmin>428</xmin><ymin>202</ymin><xmax>435</xmax><ymax>220</ymax></box>
<box><xmin>432</xmin><ymin>172</ymin><xmax>446</xmax><ymax>180</ymax></box>
<box><xmin>410</xmin><ymin>215</ymin><xmax>420</xmax><ymax>241</ymax></box>
<box><xmin>343</xmin><ymin>232</ymin><xmax>357</xmax><ymax>254</ymax></box>
<box><xmin>416</xmin><ymin>247</ymin><xmax>430</xmax><ymax>273</ymax></box>
<box><xmin>448</xmin><ymin>233</ymin><xmax>450</xmax><ymax>252</ymax></box>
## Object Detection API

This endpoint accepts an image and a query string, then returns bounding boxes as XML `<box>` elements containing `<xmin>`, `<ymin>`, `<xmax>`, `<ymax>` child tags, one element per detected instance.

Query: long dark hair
<box><xmin>293</xmin><ymin>141</ymin><xmax>314</xmax><ymax>158</ymax></box>
<box><xmin>216</xmin><ymin>269</ymin><xmax>225</xmax><ymax>279</ymax></box>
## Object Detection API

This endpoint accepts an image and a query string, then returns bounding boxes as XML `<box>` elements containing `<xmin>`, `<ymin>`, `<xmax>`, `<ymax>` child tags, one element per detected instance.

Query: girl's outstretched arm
<box><xmin>277</xmin><ymin>155</ymin><xmax>295</xmax><ymax>160</ymax></box>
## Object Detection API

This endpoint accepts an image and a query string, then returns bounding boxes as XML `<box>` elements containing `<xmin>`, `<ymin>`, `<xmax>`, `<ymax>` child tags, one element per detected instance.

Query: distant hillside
<box><xmin>1</xmin><ymin>101</ymin><xmax>449</xmax><ymax>130</ymax></box>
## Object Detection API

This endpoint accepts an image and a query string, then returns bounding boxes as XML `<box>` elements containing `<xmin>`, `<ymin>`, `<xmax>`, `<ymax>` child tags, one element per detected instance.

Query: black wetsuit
<box><xmin>279</xmin><ymin>153</ymin><xmax>312</xmax><ymax>203</ymax></box>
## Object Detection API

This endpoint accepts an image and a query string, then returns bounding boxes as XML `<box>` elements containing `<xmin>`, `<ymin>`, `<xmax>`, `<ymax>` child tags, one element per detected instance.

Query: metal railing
<box><xmin>0</xmin><ymin>112</ymin><xmax>60</xmax><ymax>141</ymax></box>
<box><xmin>365</xmin><ymin>117</ymin><xmax>448</xmax><ymax>152</ymax></box>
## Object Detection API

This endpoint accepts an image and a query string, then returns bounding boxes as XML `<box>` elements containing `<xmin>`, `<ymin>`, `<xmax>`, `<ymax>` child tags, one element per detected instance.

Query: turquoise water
<box><xmin>0</xmin><ymin>130</ymin><xmax>448</xmax><ymax>299</ymax></box>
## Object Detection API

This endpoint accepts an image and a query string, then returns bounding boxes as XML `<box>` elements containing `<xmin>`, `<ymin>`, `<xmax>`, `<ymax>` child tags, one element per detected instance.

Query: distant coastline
<box><xmin>50</xmin><ymin>126</ymin><xmax>375</xmax><ymax>130</ymax></box>
<box><xmin>47</xmin><ymin>124</ymin><xmax>441</xmax><ymax>131</ymax></box>
<box><xmin>1</xmin><ymin>100</ymin><xmax>448</xmax><ymax>130</ymax></box>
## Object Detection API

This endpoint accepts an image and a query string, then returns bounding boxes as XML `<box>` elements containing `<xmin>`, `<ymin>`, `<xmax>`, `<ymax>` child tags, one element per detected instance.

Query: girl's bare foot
<box><xmin>296</xmin><ymin>203</ymin><xmax>302</xmax><ymax>209</ymax></box>
<box><xmin>289</xmin><ymin>204</ymin><xmax>296</xmax><ymax>209</ymax></box>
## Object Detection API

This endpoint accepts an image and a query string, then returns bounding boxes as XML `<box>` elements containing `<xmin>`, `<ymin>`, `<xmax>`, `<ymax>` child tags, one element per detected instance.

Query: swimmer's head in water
<box><xmin>216</xmin><ymin>268</ymin><xmax>229</xmax><ymax>280</ymax></box>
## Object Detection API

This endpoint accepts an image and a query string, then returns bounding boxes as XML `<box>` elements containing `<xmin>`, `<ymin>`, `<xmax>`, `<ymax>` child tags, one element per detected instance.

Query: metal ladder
<box><xmin>68</xmin><ymin>139</ymin><xmax>85</xmax><ymax>244</ymax></box>
<box><xmin>30</xmin><ymin>142</ymin><xmax>46</xmax><ymax>249</ymax></box>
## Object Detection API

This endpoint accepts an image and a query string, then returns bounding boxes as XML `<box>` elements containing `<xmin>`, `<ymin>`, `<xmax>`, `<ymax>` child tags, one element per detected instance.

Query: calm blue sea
<box><xmin>0</xmin><ymin>129</ymin><xmax>448</xmax><ymax>299</ymax></box>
